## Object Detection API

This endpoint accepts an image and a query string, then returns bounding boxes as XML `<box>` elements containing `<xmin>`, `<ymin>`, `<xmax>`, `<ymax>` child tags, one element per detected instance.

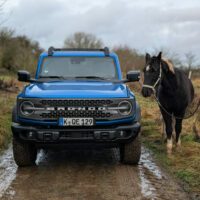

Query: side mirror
<box><xmin>127</xmin><ymin>70</ymin><xmax>140</xmax><ymax>82</ymax></box>
<box><xmin>18</xmin><ymin>70</ymin><xmax>31</xmax><ymax>82</ymax></box>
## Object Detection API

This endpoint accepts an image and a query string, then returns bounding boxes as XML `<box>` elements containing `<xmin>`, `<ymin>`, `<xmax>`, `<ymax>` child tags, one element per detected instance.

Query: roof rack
<box><xmin>48</xmin><ymin>46</ymin><xmax>110</xmax><ymax>56</ymax></box>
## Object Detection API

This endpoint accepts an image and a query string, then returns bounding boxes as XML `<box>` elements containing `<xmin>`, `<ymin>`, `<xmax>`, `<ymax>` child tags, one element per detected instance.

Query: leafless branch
<box><xmin>185</xmin><ymin>52</ymin><xmax>196</xmax><ymax>70</ymax></box>
<box><xmin>64</xmin><ymin>32</ymin><xmax>103</xmax><ymax>48</ymax></box>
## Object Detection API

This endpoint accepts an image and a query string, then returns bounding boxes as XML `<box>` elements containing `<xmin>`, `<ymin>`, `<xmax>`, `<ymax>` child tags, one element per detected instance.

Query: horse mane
<box><xmin>162</xmin><ymin>58</ymin><xmax>175</xmax><ymax>74</ymax></box>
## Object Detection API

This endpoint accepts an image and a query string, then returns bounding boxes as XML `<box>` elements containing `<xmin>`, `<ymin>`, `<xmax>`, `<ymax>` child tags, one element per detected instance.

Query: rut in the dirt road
<box><xmin>0</xmin><ymin>146</ymin><xmax>194</xmax><ymax>200</ymax></box>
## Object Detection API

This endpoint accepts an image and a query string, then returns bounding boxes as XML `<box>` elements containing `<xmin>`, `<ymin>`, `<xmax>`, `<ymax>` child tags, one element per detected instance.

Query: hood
<box><xmin>24</xmin><ymin>81</ymin><xmax>128</xmax><ymax>98</ymax></box>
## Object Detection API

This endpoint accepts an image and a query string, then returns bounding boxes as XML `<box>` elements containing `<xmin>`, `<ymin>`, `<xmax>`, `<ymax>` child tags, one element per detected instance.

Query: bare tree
<box><xmin>185</xmin><ymin>52</ymin><xmax>196</xmax><ymax>70</ymax></box>
<box><xmin>185</xmin><ymin>52</ymin><xmax>196</xmax><ymax>78</ymax></box>
<box><xmin>113</xmin><ymin>45</ymin><xmax>145</xmax><ymax>74</ymax></box>
<box><xmin>153</xmin><ymin>47</ymin><xmax>182</xmax><ymax>67</ymax></box>
<box><xmin>64</xmin><ymin>32</ymin><xmax>103</xmax><ymax>48</ymax></box>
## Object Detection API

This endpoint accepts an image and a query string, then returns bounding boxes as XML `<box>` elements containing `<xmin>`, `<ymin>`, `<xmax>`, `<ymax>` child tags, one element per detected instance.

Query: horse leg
<box><xmin>166</xmin><ymin>131</ymin><xmax>173</xmax><ymax>154</ymax></box>
<box><xmin>160</xmin><ymin>114</ymin><xmax>166</xmax><ymax>141</ymax></box>
<box><xmin>175</xmin><ymin>118</ymin><xmax>183</xmax><ymax>148</ymax></box>
<box><xmin>162</xmin><ymin>119</ymin><xmax>166</xmax><ymax>141</ymax></box>
<box><xmin>172</xmin><ymin>117</ymin><xmax>176</xmax><ymax>139</ymax></box>
<box><xmin>162</xmin><ymin>113</ymin><xmax>173</xmax><ymax>154</ymax></box>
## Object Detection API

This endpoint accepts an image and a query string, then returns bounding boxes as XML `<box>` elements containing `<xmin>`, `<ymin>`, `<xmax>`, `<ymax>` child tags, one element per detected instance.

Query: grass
<box><xmin>0</xmin><ymin>92</ymin><xmax>16</xmax><ymax>152</ymax></box>
<box><xmin>0</xmin><ymin>77</ymin><xmax>23</xmax><ymax>153</ymax></box>
<box><xmin>132</xmin><ymin>78</ymin><xmax>200</xmax><ymax>197</ymax></box>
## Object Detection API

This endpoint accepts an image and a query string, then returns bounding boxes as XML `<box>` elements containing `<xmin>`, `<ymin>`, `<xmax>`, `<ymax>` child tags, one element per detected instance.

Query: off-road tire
<box><xmin>13</xmin><ymin>138</ymin><xmax>37</xmax><ymax>167</ymax></box>
<box><xmin>120</xmin><ymin>132</ymin><xmax>141</xmax><ymax>164</ymax></box>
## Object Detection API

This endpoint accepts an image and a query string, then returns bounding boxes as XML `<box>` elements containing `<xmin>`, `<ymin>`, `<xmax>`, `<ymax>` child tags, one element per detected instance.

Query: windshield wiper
<box><xmin>39</xmin><ymin>75</ymin><xmax>66</xmax><ymax>79</ymax></box>
<box><xmin>75</xmin><ymin>76</ymin><xmax>106</xmax><ymax>80</ymax></box>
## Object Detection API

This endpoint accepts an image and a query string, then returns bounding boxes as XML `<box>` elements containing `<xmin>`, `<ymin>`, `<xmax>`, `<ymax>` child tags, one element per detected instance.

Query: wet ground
<box><xmin>0</xmin><ymin>145</ymin><xmax>193</xmax><ymax>200</ymax></box>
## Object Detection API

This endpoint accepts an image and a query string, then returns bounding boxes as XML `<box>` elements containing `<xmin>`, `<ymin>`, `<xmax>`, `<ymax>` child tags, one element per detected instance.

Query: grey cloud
<box><xmin>4</xmin><ymin>0</ymin><xmax>200</xmax><ymax>62</ymax></box>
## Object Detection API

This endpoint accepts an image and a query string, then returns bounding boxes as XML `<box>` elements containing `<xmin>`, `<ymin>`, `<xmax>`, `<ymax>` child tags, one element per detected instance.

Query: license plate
<box><xmin>59</xmin><ymin>118</ymin><xmax>94</xmax><ymax>126</ymax></box>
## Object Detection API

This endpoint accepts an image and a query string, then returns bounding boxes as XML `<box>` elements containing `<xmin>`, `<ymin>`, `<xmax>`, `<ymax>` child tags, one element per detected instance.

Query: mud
<box><xmin>0</xmin><ymin>145</ymin><xmax>194</xmax><ymax>200</ymax></box>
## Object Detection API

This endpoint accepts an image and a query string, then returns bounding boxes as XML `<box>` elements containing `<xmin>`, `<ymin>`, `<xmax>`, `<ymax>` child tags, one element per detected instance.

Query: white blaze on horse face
<box><xmin>146</xmin><ymin>65</ymin><xmax>150</xmax><ymax>71</ymax></box>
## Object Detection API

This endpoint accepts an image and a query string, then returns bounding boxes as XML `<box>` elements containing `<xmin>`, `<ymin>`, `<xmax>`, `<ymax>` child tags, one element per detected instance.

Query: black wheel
<box><xmin>120</xmin><ymin>132</ymin><xmax>141</xmax><ymax>164</ymax></box>
<box><xmin>13</xmin><ymin>138</ymin><xmax>37</xmax><ymax>167</ymax></box>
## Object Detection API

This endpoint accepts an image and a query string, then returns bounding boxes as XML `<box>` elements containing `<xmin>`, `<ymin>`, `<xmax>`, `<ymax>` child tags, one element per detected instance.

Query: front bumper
<box><xmin>12</xmin><ymin>122</ymin><xmax>140</xmax><ymax>145</ymax></box>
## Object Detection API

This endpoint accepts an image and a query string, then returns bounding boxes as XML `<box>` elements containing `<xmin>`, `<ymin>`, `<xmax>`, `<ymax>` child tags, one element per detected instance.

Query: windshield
<box><xmin>39</xmin><ymin>56</ymin><xmax>118</xmax><ymax>80</ymax></box>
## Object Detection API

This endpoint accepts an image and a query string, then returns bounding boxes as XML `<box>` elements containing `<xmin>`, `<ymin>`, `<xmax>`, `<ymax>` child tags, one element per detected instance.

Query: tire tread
<box><xmin>121</xmin><ymin>133</ymin><xmax>141</xmax><ymax>164</ymax></box>
<box><xmin>13</xmin><ymin>138</ymin><xmax>37</xmax><ymax>167</ymax></box>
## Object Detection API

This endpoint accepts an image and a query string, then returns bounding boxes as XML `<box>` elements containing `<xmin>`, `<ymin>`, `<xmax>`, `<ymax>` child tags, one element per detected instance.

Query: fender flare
<box><xmin>12</xmin><ymin>104</ymin><xmax>19</xmax><ymax>123</ymax></box>
<box><xmin>135</xmin><ymin>101</ymin><xmax>141</xmax><ymax>122</ymax></box>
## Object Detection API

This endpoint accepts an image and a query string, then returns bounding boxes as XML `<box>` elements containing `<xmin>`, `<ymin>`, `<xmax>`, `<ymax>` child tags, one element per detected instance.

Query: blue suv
<box><xmin>12</xmin><ymin>47</ymin><xmax>141</xmax><ymax>166</ymax></box>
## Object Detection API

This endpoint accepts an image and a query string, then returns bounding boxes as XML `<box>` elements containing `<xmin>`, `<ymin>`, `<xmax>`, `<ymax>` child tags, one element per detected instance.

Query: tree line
<box><xmin>0</xmin><ymin>30</ymin><xmax>199</xmax><ymax>77</ymax></box>
<box><xmin>0</xmin><ymin>28</ymin><xmax>43</xmax><ymax>76</ymax></box>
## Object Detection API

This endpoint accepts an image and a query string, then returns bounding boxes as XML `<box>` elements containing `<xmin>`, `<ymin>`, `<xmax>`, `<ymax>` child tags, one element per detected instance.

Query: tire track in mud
<box><xmin>0</xmin><ymin>145</ymin><xmax>17</xmax><ymax>200</ymax></box>
<box><xmin>0</xmin><ymin>145</ymin><xmax>194</xmax><ymax>200</ymax></box>
<box><xmin>138</xmin><ymin>147</ymin><xmax>195</xmax><ymax>200</ymax></box>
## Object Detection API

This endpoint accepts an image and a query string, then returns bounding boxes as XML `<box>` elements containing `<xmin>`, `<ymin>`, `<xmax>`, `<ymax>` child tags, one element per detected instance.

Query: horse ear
<box><xmin>157</xmin><ymin>52</ymin><xmax>162</xmax><ymax>60</ymax></box>
<box><xmin>146</xmin><ymin>53</ymin><xmax>151</xmax><ymax>63</ymax></box>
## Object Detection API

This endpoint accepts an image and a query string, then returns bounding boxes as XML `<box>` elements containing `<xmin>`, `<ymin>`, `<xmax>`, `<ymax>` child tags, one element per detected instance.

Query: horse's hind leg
<box><xmin>162</xmin><ymin>120</ymin><xmax>166</xmax><ymax>141</ymax></box>
<box><xmin>172</xmin><ymin>117</ymin><xmax>176</xmax><ymax>139</ymax></box>
<box><xmin>160</xmin><ymin>114</ymin><xmax>166</xmax><ymax>141</ymax></box>
<box><xmin>175</xmin><ymin>118</ymin><xmax>183</xmax><ymax>148</ymax></box>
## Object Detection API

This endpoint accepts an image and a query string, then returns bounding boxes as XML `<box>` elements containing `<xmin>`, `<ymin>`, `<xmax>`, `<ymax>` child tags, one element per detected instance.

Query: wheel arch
<box><xmin>12</xmin><ymin>104</ymin><xmax>19</xmax><ymax>123</ymax></box>
<box><xmin>135</xmin><ymin>101</ymin><xmax>141</xmax><ymax>122</ymax></box>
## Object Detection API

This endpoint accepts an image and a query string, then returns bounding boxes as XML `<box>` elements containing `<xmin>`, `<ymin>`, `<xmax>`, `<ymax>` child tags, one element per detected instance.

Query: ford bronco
<box><xmin>12</xmin><ymin>47</ymin><xmax>141</xmax><ymax>166</ymax></box>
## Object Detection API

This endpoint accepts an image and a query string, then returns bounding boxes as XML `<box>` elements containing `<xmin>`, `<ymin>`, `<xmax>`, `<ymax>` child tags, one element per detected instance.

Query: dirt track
<box><xmin>0</xmin><ymin>145</ymin><xmax>194</xmax><ymax>200</ymax></box>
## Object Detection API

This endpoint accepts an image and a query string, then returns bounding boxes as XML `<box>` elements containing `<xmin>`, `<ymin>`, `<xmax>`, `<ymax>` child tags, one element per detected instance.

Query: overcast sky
<box><xmin>3</xmin><ymin>0</ymin><xmax>200</xmax><ymax>62</ymax></box>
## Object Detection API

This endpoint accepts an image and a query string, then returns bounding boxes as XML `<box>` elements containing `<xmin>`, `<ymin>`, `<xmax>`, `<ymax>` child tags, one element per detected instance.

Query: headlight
<box><xmin>20</xmin><ymin>101</ymin><xmax>34</xmax><ymax>116</ymax></box>
<box><xmin>118</xmin><ymin>101</ymin><xmax>132</xmax><ymax>115</ymax></box>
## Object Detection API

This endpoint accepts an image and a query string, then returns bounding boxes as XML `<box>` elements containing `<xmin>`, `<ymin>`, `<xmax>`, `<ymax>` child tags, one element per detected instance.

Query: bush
<box><xmin>112</xmin><ymin>45</ymin><xmax>145</xmax><ymax>74</ymax></box>
<box><xmin>0</xmin><ymin>77</ymin><xmax>18</xmax><ymax>90</ymax></box>
<box><xmin>0</xmin><ymin>28</ymin><xmax>43</xmax><ymax>76</ymax></box>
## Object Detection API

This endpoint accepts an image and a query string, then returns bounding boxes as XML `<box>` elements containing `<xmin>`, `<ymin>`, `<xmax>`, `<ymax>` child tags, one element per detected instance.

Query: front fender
<box><xmin>135</xmin><ymin>101</ymin><xmax>141</xmax><ymax>122</ymax></box>
<box><xmin>12</xmin><ymin>104</ymin><xmax>19</xmax><ymax>123</ymax></box>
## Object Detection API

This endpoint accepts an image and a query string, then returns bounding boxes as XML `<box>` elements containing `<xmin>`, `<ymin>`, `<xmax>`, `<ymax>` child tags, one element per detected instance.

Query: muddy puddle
<box><xmin>0</xmin><ymin>145</ymin><xmax>194</xmax><ymax>200</ymax></box>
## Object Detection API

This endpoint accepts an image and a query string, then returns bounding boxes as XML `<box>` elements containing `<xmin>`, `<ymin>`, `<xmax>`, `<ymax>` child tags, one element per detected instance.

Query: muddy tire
<box><xmin>120</xmin><ymin>132</ymin><xmax>141</xmax><ymax>164</ymax></box>
<box><xmin>13</xmin><ymin>138</ymin><xmax>37</xmax><ymax>167</ymax></box>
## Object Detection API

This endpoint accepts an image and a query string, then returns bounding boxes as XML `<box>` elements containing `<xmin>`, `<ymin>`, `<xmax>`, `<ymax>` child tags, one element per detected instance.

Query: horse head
<box><xmin>142</xmin><ymin>52</ymin><xmax>162</xmax><ymax>97</ymax></box>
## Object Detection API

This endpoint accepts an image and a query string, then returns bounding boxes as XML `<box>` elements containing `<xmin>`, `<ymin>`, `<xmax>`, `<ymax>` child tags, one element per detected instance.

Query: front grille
<box><xmin>40</xmin><ymin>99</ymin><xmax>112</xmax><ymax>106</ymax></box>
<box><xmin>39</xmin><ymin>99</ymin><xmax>113</xmax><ymax>120</ymax></box>
<box><xmin>40</xmin><ymin>111</ymin><xmax>111</xmax><ymax>119</ymax></box>
<box><xmin>18</xmin><ymin>98</ymin><xmax>135</xmax><ymax>122</ymax></box>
